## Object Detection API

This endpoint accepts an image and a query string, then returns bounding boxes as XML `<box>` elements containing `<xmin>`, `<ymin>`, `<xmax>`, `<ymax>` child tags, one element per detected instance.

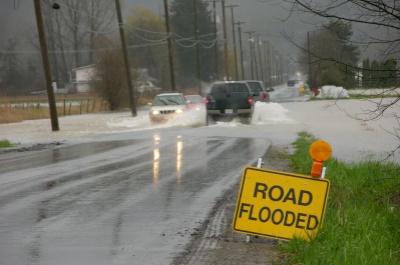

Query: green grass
<box><xmin>0</xmin><ymin>139</ymin><xmax>13</xmax><ymax>148</ymax></box>
<box><xmin>279</xmin><ymin>131</ymin><xmax>400</xmax><ymax>265</ymax></box>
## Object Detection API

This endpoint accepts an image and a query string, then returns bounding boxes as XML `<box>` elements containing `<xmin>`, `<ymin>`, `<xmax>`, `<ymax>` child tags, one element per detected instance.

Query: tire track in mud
<box><xmin>173</xmin><ymin>146</ymin><xmax>290</xmax><ymax>265</ymax></box>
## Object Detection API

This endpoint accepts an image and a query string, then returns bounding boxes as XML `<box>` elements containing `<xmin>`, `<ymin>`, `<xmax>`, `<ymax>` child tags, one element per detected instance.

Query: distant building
<box><xmin>135</xmin><ymin>68</ymin><xmax>158</xmax><ymax>84</ymax></box>
<box><xmin>71</xmin><ymin>64</ymin><xmax>96</xmax><ymax>93</ymax></box>
<box><xmin>71</xmin><ymin>65</ymin><xmax>158</xmax><ymax>93</ymax></box>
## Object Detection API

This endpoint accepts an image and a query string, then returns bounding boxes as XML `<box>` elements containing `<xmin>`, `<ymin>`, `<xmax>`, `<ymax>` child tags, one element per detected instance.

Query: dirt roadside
<box><xmin>173</xmin><ymin>145</ymin><xmax>293</xmax><ymax>265</ymax></box>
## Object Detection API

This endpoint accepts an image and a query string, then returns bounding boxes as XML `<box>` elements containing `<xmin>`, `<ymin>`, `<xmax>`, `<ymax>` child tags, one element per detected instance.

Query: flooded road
<box><xmin>0</xmin><ymin>136</ymin><xmax>269</xmax><ymax>265</ymax></box>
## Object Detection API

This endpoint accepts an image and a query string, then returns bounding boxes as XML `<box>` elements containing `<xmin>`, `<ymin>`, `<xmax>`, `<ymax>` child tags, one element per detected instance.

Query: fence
<box><xmin>0</xmin><ymin>98</ymin><xmax>108</xmax><ymax>116</ymax></box>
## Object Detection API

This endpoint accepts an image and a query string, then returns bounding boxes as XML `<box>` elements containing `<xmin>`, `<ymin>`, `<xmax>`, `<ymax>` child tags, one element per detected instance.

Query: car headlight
<box><xmin>151</xmin><ymin>110</ymin><xmax>160</xmax><ymax>115</ymax></box>
<box><xmin>176</xmin><ymin>109</ymin><xmax>183</xmax><ymax>114</ymax></box>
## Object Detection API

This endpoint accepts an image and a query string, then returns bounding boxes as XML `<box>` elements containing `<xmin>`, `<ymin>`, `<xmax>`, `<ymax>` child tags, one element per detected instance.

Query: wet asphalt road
<box><xmin>0</xmin><ymin>135</ymin><xmax>269</xmax><ymax>265</ymax></box>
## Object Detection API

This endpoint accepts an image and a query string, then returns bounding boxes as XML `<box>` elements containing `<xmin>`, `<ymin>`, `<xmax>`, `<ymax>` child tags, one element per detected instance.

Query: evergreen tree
<box><xmin>323</xmin><ymin>20</ymin><xmax>359</xmax><ymax>88</ymax></box>
<box><xmin>371</xmin><ymin>60</ymin><xmax>380</xmax><ymax>87</ymax></box>
<box><xmin>299</xmin><ymin>20</ymin><xmax>359</xmax><ymax>88</ymax></box>
<box><xmin>170</xmin><ymin>0</ymin><xmax>216</xmax><ymax>88</ymax></box>
<box><xmin>362</xmin><ymin>58</ymin><xmax>370</xmax><ymax>88</ymax></box>
<box><xmin>382</xmin><ymin>58</ymin><xmax>397</xmax><ymax>87</ymax></box>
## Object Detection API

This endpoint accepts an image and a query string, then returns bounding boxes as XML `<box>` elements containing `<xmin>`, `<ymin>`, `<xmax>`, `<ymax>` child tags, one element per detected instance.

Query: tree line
<box><xmin>362</xmin><ymin>58</ymin><xmax>397</xmax><ymax>88</ymax></box>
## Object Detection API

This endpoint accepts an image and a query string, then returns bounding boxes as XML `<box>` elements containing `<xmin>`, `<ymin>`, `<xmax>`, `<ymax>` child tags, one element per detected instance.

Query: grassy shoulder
<box><xmin>280</xmin><ymin>131</ymin><xmax>400</xmax><ymax>264</ymax></box>
<box><xmin>0</xmin><ymin>139</ymin><xmax>14</xmax><ymax>148</ymax></box>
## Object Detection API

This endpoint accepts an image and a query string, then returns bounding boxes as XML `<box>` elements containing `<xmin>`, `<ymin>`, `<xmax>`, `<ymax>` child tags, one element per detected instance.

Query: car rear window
<box><xmin>211</xmin><ymin>83</ymin><xmax>249</xmax><ymax>93</ymax></box>
<box><xmin>247</xmin><ymin>82</ymin><xmax>262</xmax><ymax>92</ymax></box>
<box><xmin>185</xmin><ymin>96</ymin><xmax>203</xmax><ymax>103</ymax></box>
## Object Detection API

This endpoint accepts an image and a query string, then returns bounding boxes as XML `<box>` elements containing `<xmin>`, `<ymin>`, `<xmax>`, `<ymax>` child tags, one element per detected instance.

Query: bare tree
<box><xmin>39</xmin><ymin>0</ymin><xmax>116</xmax><ymax>85</ymax></box>
<box><xmin>279</xmin><ymin>0</ymin><xmax>399</xmax><ymax>55</ymax></box>
<box><xmin>0</xmin><ymin>38</ymin><xmax>40</xmax><ymax>95</ymax></box>
<box><xmin>90</xmin><ymin>36</ymin><xmax>129</xmax><ymax>111</ymax></box>
<box><xmin>81</xmin><ymin>0</ymin><xmax>116</xmax><ymax>63</ymax></box>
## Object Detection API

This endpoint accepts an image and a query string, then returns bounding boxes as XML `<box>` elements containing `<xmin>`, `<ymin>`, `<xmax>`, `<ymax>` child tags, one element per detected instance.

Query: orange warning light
<box><xmin>309</xmin><ymin>140</ymin><xmax>332</xmax><ymax>178</ymax></box>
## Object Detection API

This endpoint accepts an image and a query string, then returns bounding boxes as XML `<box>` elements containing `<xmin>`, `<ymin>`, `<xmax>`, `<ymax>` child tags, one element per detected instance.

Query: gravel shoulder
<box><xmin>173</xmin><ymin>145</ymin><xmax>292</xmax><ymax>265</ymax></box>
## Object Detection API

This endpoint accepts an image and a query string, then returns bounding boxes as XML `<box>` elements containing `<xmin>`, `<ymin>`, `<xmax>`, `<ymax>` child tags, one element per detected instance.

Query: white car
<box><xmin>149</xmin><ymin>93</ymin><xmax>189</xmax><ymax>122</ymax></box>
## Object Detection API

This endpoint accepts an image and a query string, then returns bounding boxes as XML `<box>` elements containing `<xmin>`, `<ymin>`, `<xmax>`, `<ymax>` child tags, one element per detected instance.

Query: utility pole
<box><xmin>253</xmin><ymin>35</ymin><xmax>259</xmax><ymax>80</ymax></box>
<box><xmin>280</xmin><ymin>52</ymin><xmax>284</xmax><ymax>83</ymax></box>
<box><xmin>307</xmin><ymin>31</ymin><xmax>312</xmax><ymax>88</ymax></box>
<box><xmin>235</xmin><ymin>21</ymin><xmax>245</xmax><ymax>80</ymax></box>
<box><xmin>263</xmin><ymin>41</ymin><xmax>268</xmax><ymax>84</ymax></box>
<box><xmin>205</xmin><ymin>0</ymin><xmax>219</xmax><ymax>81</ymax></box>
<box><xmin>269</xmin><ymin>44</ymin><xmax>276</xmax><ymax>85</ymax></box>
<box><xmin>212</xmin><ymin>0</ymin><xmax>219</xmax><ymax>80</ymax></box>
<box><xmin>115</xmin><ymin>0</ymin><xmax>137</xmax><ymax>116</ymax></box>
<box><xmin>221</xmin><ymin>0</ymin><xmax>230</xmax><ymax>80</ymax></box>
<box><xmin>226</xmin><ymin>4</ymin><xmax>239</xmax><ymax>80</ymax></box>
<box><xmin>164</xmin><ymin>0</ymin><xmax>176</xmax><ymax>91</ymax></box>
<box><xmin>33</xmin><ymin>0</ymin><xmax>59</xmax><ymax>131</ymax></box>
<box><xmin>193</xmin><ymin>0</ymin><xmax>201</xmax><ymax>94</ymax></box>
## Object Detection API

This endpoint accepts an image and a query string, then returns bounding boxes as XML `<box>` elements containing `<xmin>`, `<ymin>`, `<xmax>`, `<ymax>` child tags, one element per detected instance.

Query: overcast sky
<box><xmin>0</xmin><ymin>0</ymin><xmax>381</xmax><ymax>61</ymax></box>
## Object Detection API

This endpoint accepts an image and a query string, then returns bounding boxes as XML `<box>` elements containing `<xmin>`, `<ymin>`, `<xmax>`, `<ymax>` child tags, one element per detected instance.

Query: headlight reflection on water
<box><xmin>176</xmin><ymin>135</ymin><xmax>183</xmax><ymax>185</ymax></box>
<box><xmin>153</xmin><ymin>134</ymin><xmax>160</xmax><ymax>183</ymax></box>
<box><xmin>152</xmin><ymin>134</ymin><xmax>183</xmax><ymax>185</ymax></box>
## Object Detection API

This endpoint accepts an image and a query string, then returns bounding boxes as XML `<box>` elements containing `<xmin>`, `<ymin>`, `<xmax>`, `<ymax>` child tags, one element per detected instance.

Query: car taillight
<box><xmin>206</xmin><ymin>96</ymin><xmax>210</xmax><ymax>105</ymax></box>
<box><xmin>262</xmin><ymin>92</ymin><xmax>267</xmax><ymax>101</ymax></box>
<box><xmin>247</xmin><ymin>95</ymin><xmax>253</xmax><ymax>105</ymax></box>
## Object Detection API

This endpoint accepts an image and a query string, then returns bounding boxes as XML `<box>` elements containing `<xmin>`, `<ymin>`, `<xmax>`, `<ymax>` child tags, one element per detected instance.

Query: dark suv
<box><xmin>245</xmin><ymin>80</ymin><xmax>273</xmax><ymax>102</ymax></box>
<box><xmin>287</xmin><ymin>79</ymin><xmax>299</xmax><ymax>87</ymax></box>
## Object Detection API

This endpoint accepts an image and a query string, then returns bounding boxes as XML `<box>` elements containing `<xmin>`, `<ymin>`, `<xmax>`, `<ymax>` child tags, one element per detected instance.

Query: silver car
<box><xmin>149</xmin><ymin>93</ymin><xmax>189</xmax><ymax>122</ymax></box>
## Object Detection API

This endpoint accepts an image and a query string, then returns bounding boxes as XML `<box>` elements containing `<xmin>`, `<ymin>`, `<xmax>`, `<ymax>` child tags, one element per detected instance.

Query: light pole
<box><xmin>307</xmin><ymin>31</ymin><xmax>313</xmax><ymax>88</ymax></box>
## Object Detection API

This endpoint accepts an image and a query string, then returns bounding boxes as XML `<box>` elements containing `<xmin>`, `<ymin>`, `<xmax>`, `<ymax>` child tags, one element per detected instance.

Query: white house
<box><xmin>71</xmin><ymin>64</ymin><xmax>96</xmax><ymax>93</ymax></box>
<box><xmin>71</xmin><ymin>65</ymin><xmax>158</xmax><ymax>93</ymax></box>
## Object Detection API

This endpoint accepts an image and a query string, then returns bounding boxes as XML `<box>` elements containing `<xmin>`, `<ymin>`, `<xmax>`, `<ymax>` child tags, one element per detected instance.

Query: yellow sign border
<box><xmin>232</xmin><ymin>166</ymin><xmax>330</xmax><ymax>241</ymax></box>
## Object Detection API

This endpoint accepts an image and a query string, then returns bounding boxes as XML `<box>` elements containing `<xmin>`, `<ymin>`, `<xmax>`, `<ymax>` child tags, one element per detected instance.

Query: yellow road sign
<box><xmin>233</xmin><ymin>166</ymin><xmax>330</xmax><ymax>241</ymax></box>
